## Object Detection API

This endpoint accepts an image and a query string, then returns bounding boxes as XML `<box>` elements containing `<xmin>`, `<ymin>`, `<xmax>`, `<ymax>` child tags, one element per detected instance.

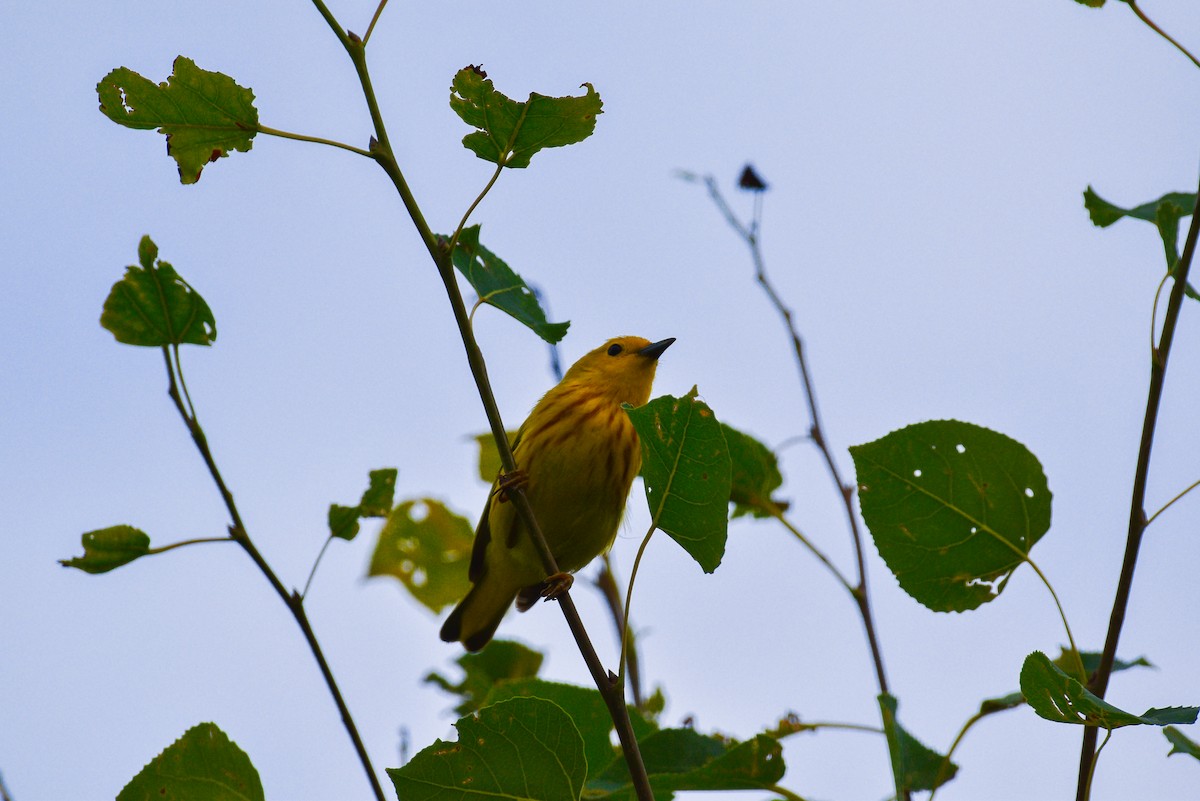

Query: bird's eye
<box><xmin>607</xmin><ymin>343</ymin><xmax>623</xmax><ymax>356</ymax></box>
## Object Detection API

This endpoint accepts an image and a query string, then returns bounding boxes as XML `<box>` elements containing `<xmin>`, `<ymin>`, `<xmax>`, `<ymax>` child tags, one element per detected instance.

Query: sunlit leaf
<box><xmin>589</xmin><ymin>728</ymin><xmax>784</xmax><ymax>800</ymax></box>
<box><xmin>444</xmin><ymin>225</ymin><xmax>569</xmax><ymax>344</ymax></box>
<box><xmin>101</xmin><ymin>236</ymin><xmax>216</xmax><ymax>347</ymax></box>
<box><xmin>388</xmin><ymin>697</ymin><xmax>585</xmax><ymax>801</ymax></box>
<box><xmin>368</xmin><ymin>499</ymin><xmax>473</xmax><ymax>613</ymax></box>
<box><xmin>1165</xmin><ymin>726</ymin><xmax>1200</xmax><ymax>760</ymax></box>
<box><xmin>473</xmin><ymin>431</ymin><xmax>517</xmax><ymax>483</ymax></box>
<box><xmin>626</xmin><ymin>388</ymin><xmax>732</xmax><ymax>573</ymax></box>
<box><xmin>485</xmin><ymin>679</ymin><xmax>615</xmax><ymax>782</ymax></box>
<box><xmin>879</xmin><ymin>694</ymin><xmax>958</xmax><ymax>794</ymax></box>
<box><xmin>117</xmin><ymin>722</ymin><xmax>263</xmax><ymax>801</ymax></box>
<box><xmin>1020</xmin><ymin>651</ymin><xmax>1198</xmax><ymax>728</ymax></box>
<box><xmin>60</xmin><ymin>525</ymin><xmax>151</xmax><ymax>574</ymax></box>
<box><xmin>449</xmin><ymin>65</ymin><xmax>602</xmax><ymax>169</ymax></box>
<box><xmin>722</xmin><ymin>423</ymin><xmax>786</xmax><ymax>518</ymax></box>
<box><xmin>425</xmin><ymin>639</ymin><xmax>545</xmax><ymax>716</ymax></box>
<box><xmin>850</xmin><ymin>419</ymin><xmax>1051</xmax><ymax>612</ymax></box>
<box><xmin>98</xmin><ymin>56</ymin><xmax>257</xmax><ymax>184</ymax></box>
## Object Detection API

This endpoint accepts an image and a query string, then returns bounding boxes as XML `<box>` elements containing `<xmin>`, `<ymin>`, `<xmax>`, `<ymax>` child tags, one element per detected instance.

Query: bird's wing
<box><xmin>468</xmin><ymin>425</ymin><xmax>524</xmax><ymax>581</ymax></box>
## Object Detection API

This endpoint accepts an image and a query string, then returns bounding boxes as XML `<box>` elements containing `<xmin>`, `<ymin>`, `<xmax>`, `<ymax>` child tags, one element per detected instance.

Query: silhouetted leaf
<box><xmin>425</xmin><ymin>639</ymin><xmax>545</xmax><ymax>716</ymax></box>
<box><xmin>117</xmin><ymin>722</ymin><xmax>262</xmax><ymax>801</ymax></box>
<box><xmin>1165</xmin><ymin>726</ymin><xmax>1200</xmax><ymax>760</ymax></box>
<box><xmin>1020</xmin><ymin>651</ymin><xmax>1198</xmax><ymax>728</ymax></box>
<box><xmin>388</xmin><ymin>697</ymin><xmax>585</xmax><ymax>801</ymax></box>
<box><xmin>1083</xmin><ymin>187</ymin><xmax>1199</xmax><ymax>299</ymax></box>
<box><xmin>449</xmin><ymin>65</ymin><xmax>602</xmax><ymax>169</ymax></box>
<box><xmin>879</xmin><ymin>694</ymin><xmax>957</xmax><ymax>794</ymax></box>
<box><xmin>626</xmin><ymin>388</ymin><xmax>732</xmax><ymax>573</ymax></box>
<box><xmin>60</xmin><ymin>525</ymin><xmax>151</xmax><ymax>574</ymax></box>
<box><xmin>98</xmin><ymin>56</ymin><xmax>257</xmax><ymax>184</ymax></box>
<box><xmin>850</xmin><ymin>420</ymin><xmax>1051</xmax><ymax>612</ymax></box>
<box><xmin>101</xmin><ymin>236</ymin><xmax>216</xmax><ymax>347</ymax></box>
<box><xmin>722</xmin><ymin>423</ymin><xmax>786</xmax><ymax>518</ymax></box>
<box><xmin>328</xmin><ymin>468</ymin><xmax>398</xmax><ymax>541</ymax></box>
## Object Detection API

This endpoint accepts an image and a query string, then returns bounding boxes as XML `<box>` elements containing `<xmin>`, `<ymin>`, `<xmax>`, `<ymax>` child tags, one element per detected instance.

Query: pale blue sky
<box><xmin>3</xmin><ymin>1</ymin><xmax>1200</xmax><ymax>799</ymax></box>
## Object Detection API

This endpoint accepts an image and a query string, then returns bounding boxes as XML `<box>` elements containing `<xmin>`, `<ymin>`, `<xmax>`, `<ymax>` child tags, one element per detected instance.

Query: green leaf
<box><xmin>98</xmin><ymin>56</ymin><xmax>258</xmax><ymax>184</ymax></box>
<box><xmin>425</xmin><ymin>639</ymin><xmax>545</xmax><ymax>716</ymax></box>
<box><xmin>388</xmin><ymin>697</ymin><xmax>585</xmax><ymax>801</ymax></box>
<box><xmin>60</xmin><ymin>525</ymin><xmax>151</xmax><ymax>574</ymax></box>
<box><xmin>975</xmin><ymin>648</ymin><xmax>1152</xmax><ymax>717</ymax></box>
<box><xmin>1072</xmin><ymin>0</ymin><xmax>1106</xmax><ymax>8</ymax></box>
<box><xmin>101</xmin><ymin>236</ymin><xmax>217</xmax><ymax>347</ymax></box>
<box><xmin>589</xmin><ymin>728</ymin><xmax>784</xmax><ymax>800</ymax></box>
<box><xmin>879</xmin><ymin>694</ymin><xmax>958</xmax><ymax>794</ymax></box>
<box><xmin>117</xmin><ymin>721</ymin><xmax>263</xmax><ymax>801</ymax></box>
<box><xmin>1165</xmin><ymin>726</ymin><xmax>1200</xmax><ymax>760</ymax></box>
<box><xmin>327</xmin><ymin>468</ymin><xmax>398</xmax><ymax>541</ymax></box>
<box><xmin>850</xmin><ymin>419</ymin><xmax>1051</xmax><ymax>612</ymax></box>
<box><xmin>367</xmin><ymin>499</ymin><xmax>473</xmax><ymax>613</ymax></box>
<box><xmin>626</xmin><ymin>388</ymin><xmax>732</xmax><ymax>573</ymax></box>
<box><xmin>1083</xmin><ymin>187</ymin><xmax>1199</xmax><ymax>299</ymax></box>
<box><xmin>1020</xmin><ymin>651</ymin><xmax>1199</xmax><ymax>728</ymax></box>
<box><xmin>484</xmin><ymin>679</ymin><xmax>615</xmax><ymax>782</ymax></box>
<box><xmin>722</xmin><ymin>423</ymin><xmax>787</xmax><ymax>518</ymax></box>
<box><xmin>473</xmin><ymin>431</ymin><xmax>517</xmax><ymax>483</ymax></box>
<box><xmin>444</xmin><ymin>225</ymin><xmax>569</xmax><ymax>344</ymax></box>
<box><xmin>449</xmin><ymin>65</ymin><xmax>602</xmax><ymax>169</ymax></box>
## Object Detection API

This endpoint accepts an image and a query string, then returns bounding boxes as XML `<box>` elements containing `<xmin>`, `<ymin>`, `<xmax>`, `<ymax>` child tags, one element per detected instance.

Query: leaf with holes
<box><xmin>849</xmin><ymin>419</ymin><xmax>1051</xmax><ymax>612</ymax></box>
<box><xmin>328</xmin><ymin>468</ymin><xmax>398</xmax><ymax>541</ymax></box>
<box><xmin>388</xmin><ymin>697</ymin><xmax>585</xmax><ymax>801</ymax></box>
<box><xmin>449</xmin><ymin>65</ymin><xmax>602</xmax><ymax>169</ymax></box>
<box><xmin>426</xmin><ymin>640</ymin><xmax>545</xmax><ymax>716</ymax></box>
<box><xmin>98</xmin><ymin>56</ymin><xmax>258</xmax><ymax>184</ymax></box>
<box><xmin>60</xmin><ymin>525</ymin><xmax>152</xmax><ymax>574</ymax></box>
<box><xmin>588</xmin><ymin>727</ymin><xmax>784</xmax><ymax>800</ymax></box>
<box><xmin>117</xmin><ymin>722</ymin><xmax>263</xmax><ymax>801</ymax></box>
<box><xmin>626</xmin><ymin>387</ymin><xmax>732</xmax><ymax>573</ymax></box>
<box><xmin>101</xmin><ymin>236</ymin><xmax>216</xmax><ymax>347</ymax></box>
<box><xmin>367</xmin><ymin>499</ymin><xmax>473</xmax><ymax>613</ymax></box>
<box><xmin>444</xmin><ymin>225</ymin><xmax>569</xmax><ymax>344</ymax></box>
<box><xmin>1020</xmin><ymin>651</ymin><xmax>1198</xmax><ymax>728</ymax></box>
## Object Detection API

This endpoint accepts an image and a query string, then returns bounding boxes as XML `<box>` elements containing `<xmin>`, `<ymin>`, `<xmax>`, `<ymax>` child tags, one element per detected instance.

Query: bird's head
<box><xmin>562</xmin><ymin>336</ymin><xmax>674</xmax><ymax>406</ymax></box>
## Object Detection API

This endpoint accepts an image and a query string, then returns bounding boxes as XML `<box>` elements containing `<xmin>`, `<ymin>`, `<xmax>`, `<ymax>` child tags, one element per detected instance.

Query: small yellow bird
<box><xmin>440</xmin><ymin>336</ymin><xmax>674</xmax><ymax>651</ymax></box>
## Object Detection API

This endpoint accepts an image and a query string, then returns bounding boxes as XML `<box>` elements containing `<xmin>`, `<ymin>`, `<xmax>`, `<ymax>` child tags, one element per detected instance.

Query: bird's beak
<box><xmin>637</xmin><ymin>338</ymin><xmax>675</xmax><ymax>360</ymax></box>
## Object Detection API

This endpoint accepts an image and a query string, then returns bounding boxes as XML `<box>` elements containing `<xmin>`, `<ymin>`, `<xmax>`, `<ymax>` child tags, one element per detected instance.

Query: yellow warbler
<box><xmin>440</xmin><ymin>335</ymin><xmax>674</xmax><ymax>651</ymax></box>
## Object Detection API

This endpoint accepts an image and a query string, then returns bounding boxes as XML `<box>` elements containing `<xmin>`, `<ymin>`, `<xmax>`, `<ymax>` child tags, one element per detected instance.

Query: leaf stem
<box><xmin>302</xmin><ymin>535</ymin><xmax>336</xmax><ymax>600</ymax></box>
<box><xmin>1075</xmin><ymin>180</ymin><xmax>1200</xmax><ymax>801</ymax></box>
<box><xmin>256</xmin><ymin>125</ymin><xmax>374</xmax><ymax>157</ymax></box>
<box><xmin>1145</xmin><ymin>475</ymin><xmax>1200</xmax><ymax>526</ymax></box>
<box><xmin>594</xmin><ymin>555</ymin><xmax>645</xmax><ymax>708</ymax></box>
<box><xmin>1023</xmin><ymin>556</ymin><xmax>1086</xmax><ymax>683</ymax></box>
<box><xmin>618</xmin><ymin>525</ymin><xmax>657</xmax><ymax>696</ymax></box>
<box><xmin>362</xmin><ymin>0</ymin><xmax>389</xmax><ymax>45</ymax></box>
<box><xmin>144</xmin><ymin>536</ymin><xmax>232</xmax><ymax>556</ymax></box>
<box><xmin>160</xmin><ymin>346</ymin><xmax>386</xmax><ymax>801</ymax></box>
<box><xmin>767</xmin><ymin>506</ymin><xmax>856</xmax><ymax>596</ymax></box>
<box><xmin>767</xmin><ymin>784</ymin><xmax>811</xmax><ymax>801</ymax></box>
<box><xmin>1126</xmin><ymin>1</ymin><xmax>1200</xmax><ymax>70</ymax></box>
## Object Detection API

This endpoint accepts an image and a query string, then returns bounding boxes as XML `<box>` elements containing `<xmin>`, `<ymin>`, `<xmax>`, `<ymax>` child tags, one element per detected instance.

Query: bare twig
<box><xmin>1075</xmin><ymin>180</ymin><xmax>1200</xmax><ymax>800</ymax></box>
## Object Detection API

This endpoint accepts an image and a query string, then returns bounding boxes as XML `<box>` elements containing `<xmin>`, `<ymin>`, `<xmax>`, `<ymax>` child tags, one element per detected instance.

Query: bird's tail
<box><xmin>439</xmin><ymin>573</ymin><xmax>517</xmax><ymax>652</ymax></box>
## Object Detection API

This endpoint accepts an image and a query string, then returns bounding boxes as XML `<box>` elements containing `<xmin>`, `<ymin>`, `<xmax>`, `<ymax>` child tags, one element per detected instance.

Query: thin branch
<box><xmin>1075</xmin><ymin>181</ymin><xmax>1200</xmax><ymax>800</ymax></box>
<box><xmin>256</xmin><ymin>125</ymin><xmax>374</xmax><ymax>158</ymax></box>
<box><xmin>161</xmin><ymin>346</ymin><xmax>386</xmax><ymax>801</ymax></box>
<box><xmin>0</xmin><ymin>768</ymin><xmax>13</xmax><ymax>801</ymax></box>
<box><xmin>619</xmin><ymin>525</ymin><xmax>657</xmax><ymax>696</ymax></box>
<box><xmin>767</xmin><ymin>506</ymin><xmax>856</xmax><ymax>596</ymax></box>
<box><xmin>362</xmin><ymin>0</ymin><xmax>389</xmax><ymax>46</ymax></box>
<box><xmin>302</xmin><ymin>535</ymin><xmax>336</xmax><ymax>600</ymax></box>
<box><xmin>1145</xmin><ymin>475</ymin><xmax>1200</xmax><ymax>526</ymax></box>
<box><xmin>594</xmin><ymin>555</ymin><xmax>645</xmax><ymax>708</ymax></box>
<box><xmin>326</xmin><ymin>20</ymin><xmax>656</xmax><ymax>800</ymax></box>
<box><xmin>1127</xmin><ymin>1</ymin><xmax>1200</xmax><ymax>70</ymax></box>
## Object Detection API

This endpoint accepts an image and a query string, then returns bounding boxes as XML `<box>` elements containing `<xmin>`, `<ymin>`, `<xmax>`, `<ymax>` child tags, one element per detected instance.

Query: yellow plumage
<box><xmin>440</xmin><ymin>335</ymin><xmax>674</xmax><ymax>651</ymax></box>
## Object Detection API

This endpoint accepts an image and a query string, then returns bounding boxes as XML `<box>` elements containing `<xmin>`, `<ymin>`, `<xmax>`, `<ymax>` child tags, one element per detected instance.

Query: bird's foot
<box><xmin>494</xmin><ymin>468</ymin><xmax>529</xmax><ymax>502</ymax></box>
<box><xmin>540</xmin><ymin>571</ymin><xmax>574</xmax><ymax>600</ymax></box>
